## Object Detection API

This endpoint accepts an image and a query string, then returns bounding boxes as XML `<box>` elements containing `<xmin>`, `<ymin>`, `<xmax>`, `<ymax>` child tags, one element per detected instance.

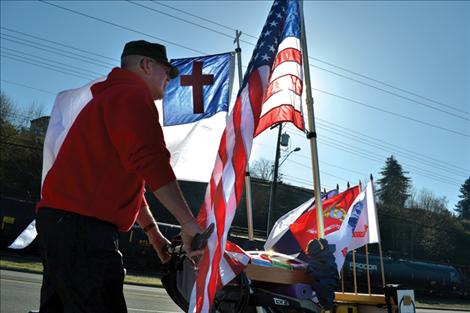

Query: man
<box><xmin>35</xmin><ymin>40</ymin><xmax>204</xmax><ymax>313</ymax></box>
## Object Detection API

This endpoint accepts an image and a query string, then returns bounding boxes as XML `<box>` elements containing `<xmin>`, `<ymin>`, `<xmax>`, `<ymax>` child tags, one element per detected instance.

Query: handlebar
<box><xmin>164</xmin><ymin>223</ymin><xmax>215</xmax><ymax>255</ymax></box>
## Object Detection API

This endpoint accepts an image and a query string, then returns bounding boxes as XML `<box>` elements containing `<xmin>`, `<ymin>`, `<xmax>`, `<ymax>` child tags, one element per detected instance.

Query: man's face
<box><xmin>143</xmin><ymin>58</ymin><xmax>171</xmax><ymax>100</ymax></box>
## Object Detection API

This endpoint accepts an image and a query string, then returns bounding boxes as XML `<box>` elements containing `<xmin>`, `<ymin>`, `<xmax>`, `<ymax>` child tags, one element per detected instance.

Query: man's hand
<box><xmin>147</xmin><ymin>230</ymin><xmax>172</xmax><ymax>264</ymax></box>
<box><xmin>180</xmin><ymin>219</ymin><xmax>204</xmax><ymax>259</ymax></box>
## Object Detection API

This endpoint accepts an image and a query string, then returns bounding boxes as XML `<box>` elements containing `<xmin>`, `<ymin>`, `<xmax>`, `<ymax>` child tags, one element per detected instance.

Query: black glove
<box><xmin>305</xmin><ymin>238</ymin><xmax>339</xmax><ymax>310</ymax></box>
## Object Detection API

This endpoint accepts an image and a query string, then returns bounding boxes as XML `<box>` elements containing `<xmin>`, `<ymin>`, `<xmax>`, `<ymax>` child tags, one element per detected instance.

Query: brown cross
<box><xmin>180</xmin><ymin>61</ymin><xmax>214</xmax><ymax>114</ymax></box>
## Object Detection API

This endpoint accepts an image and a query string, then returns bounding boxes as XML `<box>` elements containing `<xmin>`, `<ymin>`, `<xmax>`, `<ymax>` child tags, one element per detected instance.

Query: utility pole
<box><xmin>266</xmin><ymin>123</ymin><xmax>282</xmax><ymax>236</ymax></box>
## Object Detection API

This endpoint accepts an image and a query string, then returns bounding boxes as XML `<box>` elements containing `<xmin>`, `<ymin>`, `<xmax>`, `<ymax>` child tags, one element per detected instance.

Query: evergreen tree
<box><xmin>377</xmin><ymin>155</ymin><xmax>411</xmax><ymax>208</ymax></box>
<box><xmin>456</xmin><ymin>177</ymin><xmax>470</xmax><ymax>219</ymax></box>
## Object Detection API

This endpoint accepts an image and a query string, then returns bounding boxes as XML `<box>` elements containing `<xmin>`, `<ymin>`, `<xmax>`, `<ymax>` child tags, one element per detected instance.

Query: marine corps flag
<box><xmin>289</xmin><ymin>186</ymin><xmax>360</xmax><ymax>253</ymax></box>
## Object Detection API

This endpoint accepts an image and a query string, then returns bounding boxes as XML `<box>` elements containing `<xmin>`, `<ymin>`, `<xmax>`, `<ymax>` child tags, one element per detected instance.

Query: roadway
<box><xmin>1</xmin><ymin>269</ymin><xmax>467</xmax><ymax>313</ymax></box>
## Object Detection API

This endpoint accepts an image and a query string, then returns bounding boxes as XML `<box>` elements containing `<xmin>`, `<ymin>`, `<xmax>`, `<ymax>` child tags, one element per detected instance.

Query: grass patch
<box><xmin>415</xmin><ymin>297</ymin><xmax>470</xmax><ymax>310</ymax></box>
<box><xmin>0</xmin><ymin>256</ymin><xmax>162</xmax><ymax>287</ymax></box>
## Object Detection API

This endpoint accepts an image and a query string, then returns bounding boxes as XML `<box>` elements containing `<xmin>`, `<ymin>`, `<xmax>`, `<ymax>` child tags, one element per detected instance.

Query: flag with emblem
<box><xmin>189</xmin><ymin>1</ymin><xmax>305</xmax><ymax>312</ymax></box>
<box><xmin>264</xmin><ymin>189</ymin><xmax>338</xmax><ymax>255</ymax></box>
<box><xmin>347</xmin><ymin>181</ymin><xmax>380</xmax><ymax>251</ymax></box>
<box><xmin>289</xmin><ymin>186</ymin><xmax>360</xmax><ymax>254</ymax></box>
<box><xmin>327</xmin><ymin>188</ymin><xmax>368</xmax><ymax>272</ymax></box>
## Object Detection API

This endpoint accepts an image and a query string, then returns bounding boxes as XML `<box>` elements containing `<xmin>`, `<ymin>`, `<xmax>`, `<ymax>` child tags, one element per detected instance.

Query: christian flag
<box><xmin>189</xmin><ymin>1</ymin><xmax>304</xmax><ymax>312</ymax></box>
<box><xmin>159</xmin><ymin>52</ymin><xmax>234</xmax><ymax>182</ymax></box>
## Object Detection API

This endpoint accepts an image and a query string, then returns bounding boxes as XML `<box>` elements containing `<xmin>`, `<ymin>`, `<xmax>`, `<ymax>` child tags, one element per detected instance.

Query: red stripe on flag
<box><xmin>195</xmin><ymin>244</ymin><xmax>210</xmax><ymax>312</ymax></box>
<box><xmin>264</xmin><ymin>74</ymin><xmax>303</xmax><ymax>102</ymax></box>
<box><xmin>231</xmin><ymin>95</ymin><xmax>247</xmax><ymax>203</ymax></box>
<box><xmin>248</xmin><ymin>70</ymin><xmax>264</xmax><ymax>131</ymax></box>
<box><xmin>272</xmin><ymin>48</ymin><xmax>302</xmax><ymax>69</ymax></box>
<box><xmin>218</xmin><ymin>130</ymin><xmax>228</xmax><ymax>164</ymax></box>
<box><xmin>207</xmin><ymin>182</ymin><xmax>226</xmax><ymax>310</ymax></box>
<box><xmin>232</xmin><ymin>139</ymin><xmax>247</xmax><ymax>202</ymax></box>
<box><xmin>255</xmin><ymin>105</ymin><xmax>304</xmax><ymax>137</ymax></box>
<box><xmin>224</xmin><ymin>241</ymin><xmax>249</xmax><ymax>276</ymax></box>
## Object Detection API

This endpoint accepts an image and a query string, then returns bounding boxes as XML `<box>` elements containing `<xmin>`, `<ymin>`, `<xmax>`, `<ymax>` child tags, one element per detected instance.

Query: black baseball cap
<box><xmin>121</xmin><ymin>40</ymin><xmax>179</xmax><ymax>79</ymax></box>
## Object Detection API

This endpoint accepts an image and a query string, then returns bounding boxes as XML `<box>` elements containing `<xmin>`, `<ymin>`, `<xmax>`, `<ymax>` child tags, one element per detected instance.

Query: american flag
<box><xmin>252</xmin><ymin>0</ymin><xmax>305</xmax><ymax>136</ymax></box>
<box><xmin>189</xmin><ymin>1</ymin><xmax>304</xmax><ymax>312</ymax></box>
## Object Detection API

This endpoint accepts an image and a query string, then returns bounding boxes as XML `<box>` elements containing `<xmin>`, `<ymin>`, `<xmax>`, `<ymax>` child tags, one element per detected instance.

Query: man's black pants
<box><xmin>36</xmin><ymin>208</ymin><xmax>127</xmax><ymax>313</ymax></box>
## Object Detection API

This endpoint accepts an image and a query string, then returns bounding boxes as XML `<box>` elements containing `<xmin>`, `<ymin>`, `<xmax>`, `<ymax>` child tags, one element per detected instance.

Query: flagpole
<box><xmin>338</xmin><ymin>183</ymin><xmax>345</xmax><ymax>293</ymax></box>
<box><xmin>370</xmin><ymin>174</ymin><xmax>386</xmax><ymax>288</ymax></box>
<box><xmin>359</xmin><ymin>180</ymin><xmax>372</xmax><ymax>295</ymax></box>
<box><xmin>365</xmin><ymin>244</ymin><xmax>371</xmax><ymax>294</ymax></box>
<box><xmin>299</xmin><ymin>0</ymin><xmax>324</xmax><ymax>239</ymax></box>
<box><xmin>234</xmin><ymin>30</ymin><xmax>255</xmax><ymax>242</ymax></box>
<box><xmin>352</xmin><ymin>250</ymin><xmax>358</xmax><ymax>294</ymax></box>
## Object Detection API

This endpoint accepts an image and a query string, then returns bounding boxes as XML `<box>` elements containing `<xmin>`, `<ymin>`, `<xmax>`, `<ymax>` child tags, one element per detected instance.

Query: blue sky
<box><xmin>1</xmin><ymin>1</ymin><xmax>469</xmax><ymax>212</ymax></box>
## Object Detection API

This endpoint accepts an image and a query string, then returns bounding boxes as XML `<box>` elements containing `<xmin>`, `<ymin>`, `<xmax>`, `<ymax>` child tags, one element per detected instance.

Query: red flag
<box><xmin>189</xmin><ymin>1</ymin><xmax>304</xmax><ymax>312</ymax></box>
<box><xmin>289</xmin><ymin>186</ymin><xmax>360</xmax><ymax>253</ymax></box>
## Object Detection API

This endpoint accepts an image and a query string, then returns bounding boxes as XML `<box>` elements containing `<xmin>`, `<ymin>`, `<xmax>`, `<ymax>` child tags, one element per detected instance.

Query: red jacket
<box><xmin>37</xmin><ymin>68</ymin><xmax>176</xmax><ymax>231</ymax></box>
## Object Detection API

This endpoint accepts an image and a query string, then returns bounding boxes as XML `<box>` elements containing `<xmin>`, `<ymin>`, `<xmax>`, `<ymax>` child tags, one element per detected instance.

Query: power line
<box><xmin>0</xmin><ymin>26</ymin><xmax>120</xmax><ymax>63</ymax></box>
<box><xmin>1</xmin><ymin>46</ymin><xmax>106</xmax><ymax>77</ymax></box>
<box><xmin>149</xmin><ymin>1</ymin><xmax>468</xmax><ymax>117</ymax></box>
<box><xmin>35</xmin><ymin>2</ymin><xmax>469</xmax><ymax>129</ymax></box>
<box><xmin>1</xmin><ymin>79</ymin><xmax>56</xmax><ymax>95</ymax></box>
<box><xmin>39</xmin><ymin>0</ymin><xmax>209</xmax><ymax>56</ymax></box>
<box><xmin>151</xmin><ymin>1</ymin><xmax>259</xmax><ymax>41</ymax></box>
<box><xmin>317</xmin><ymin>135</ymin><xmax>461</xmax><ymax>185</ymax></box>
<box><xmin>312</xmin><ymin>65</ymin><xmax>470</xmax><ymax>122</ymax></box>
<box><xmin>255</xmin><ymin>132</ymin><xmax>461</xmax><ymax>186</ymax></box>
<box><xmin>1</xmin><ymin>54</ymin><xmax>92</xmax><ymax>81</ymax></box>
<box><xmin>0</xmin><ymin>35</ymin><xmax>113</xmax><ymax>68</ymax></box>
<box><xmin>308</xmin><ymin>57</ymin><xmax>469</xmax><ymax>116</ymax></box>
<box><xmin>312</xmin><ymin>88</ymin><xmax>470</xmax><ymax>139</ymax></box>
<box><xmin>1</xmin><ymin>28</ymin><xmax>465</xmax><ymax>176</ymax></box>
<box><xmin>2</xmin><ymin>16</ymin><xmax>466</xmax><ymax>183</ymax></box>
<box><xmin>313</xmin><ymin>118</ymin><xmax>469</xmax><ymax>174</ymax></box>
<box><xmin>1</xmin><ymin>51</ymin><xmax>97</xmax><ymax>80</ymax></box>
<box><xmin>286</xmin><ymin>159</ymin><xmax>351</xmax><ymax>183</ymax></box>
<box><xmin>288</xmin><ymin>128</ymin><xmax>463</xmax><ymax>185</ymax></box>
<box><xmin>127</xmin><ymin>1</ymin><xmax>253</xmax><ymax>45</ymax></box>
<box><xmin>313</xmin><ymin>122</ymin><xmax>468</xmax><ymax>177</ymax></box>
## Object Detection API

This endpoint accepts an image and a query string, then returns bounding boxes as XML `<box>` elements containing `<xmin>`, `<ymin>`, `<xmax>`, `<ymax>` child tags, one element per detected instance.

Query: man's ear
<box><xmin>140</xmin><ymin>58</ymin><xmax>152</xmax><ymax>75</ymax></box>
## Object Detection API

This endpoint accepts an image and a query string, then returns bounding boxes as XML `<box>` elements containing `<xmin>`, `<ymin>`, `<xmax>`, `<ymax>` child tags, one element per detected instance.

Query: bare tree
<box><xmin>0</xmin><ymin>91</ymin><xmax>15</xmax><ymax>126</ymax></box>
<box><xmin>416</xmin><ymin>188</ymin><xmax>448</xmax><ymax>214</ymax></box>
<box><xmin>250</xmin><ymin>158</ymin><xmax>273</xmax><ymax>181</ymax></box>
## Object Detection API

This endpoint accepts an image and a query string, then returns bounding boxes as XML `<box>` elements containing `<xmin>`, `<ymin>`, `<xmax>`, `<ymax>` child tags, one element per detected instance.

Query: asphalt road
<box><xmin>1</xmin><ymin>269</ymin><xmax>468</xmax><ymax>313</ymax></box>
<box><xmin>0</xmin><ymin>269</ymin><xmax>183</xmax><ymax>313</ymax></box>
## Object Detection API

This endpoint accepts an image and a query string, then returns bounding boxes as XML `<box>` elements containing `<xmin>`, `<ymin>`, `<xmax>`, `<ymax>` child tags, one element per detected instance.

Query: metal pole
<box><xmin>234</xmin><ymin>30</ymin><xmax>254</xmax><ymax>241</ymax></box>
<box><xmin>300</xmin><ymin>0</ymin><xmax>324</xmax><ymax>238</ymax></box>
<box><xmin>370</xmin><ymin>174</ymin><xmax>386</xmax><ymax>288</ymax></box>
<box><xmin>266</xmin><ymin>123</ymin><xmax>282</xmax><ymax>235</ymax></box>
<box><xmin>359</xmin><ymin>180</ymin><xmax>372</xmax><ymax>294</ymax></box>
<box><xmin>365</xmin><ymin>244</ymin><xmax>372</xmax><ymax>294</ymax></box>
<box><xmin>352</xmin><ymin>250</ymin><xmax>357</xmax><ymax>294</ymax></box>
<box><xmin>341</xmin><ymin>268</ymin><xmax>345</xmax><ymax>293</ymax></box>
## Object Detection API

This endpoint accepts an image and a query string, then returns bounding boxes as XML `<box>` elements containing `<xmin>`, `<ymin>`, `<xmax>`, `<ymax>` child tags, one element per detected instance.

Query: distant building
<box><xmin>30</xmin><ymin>116</ymin><xmax>50</xmax><ymax>137</ymax></box>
